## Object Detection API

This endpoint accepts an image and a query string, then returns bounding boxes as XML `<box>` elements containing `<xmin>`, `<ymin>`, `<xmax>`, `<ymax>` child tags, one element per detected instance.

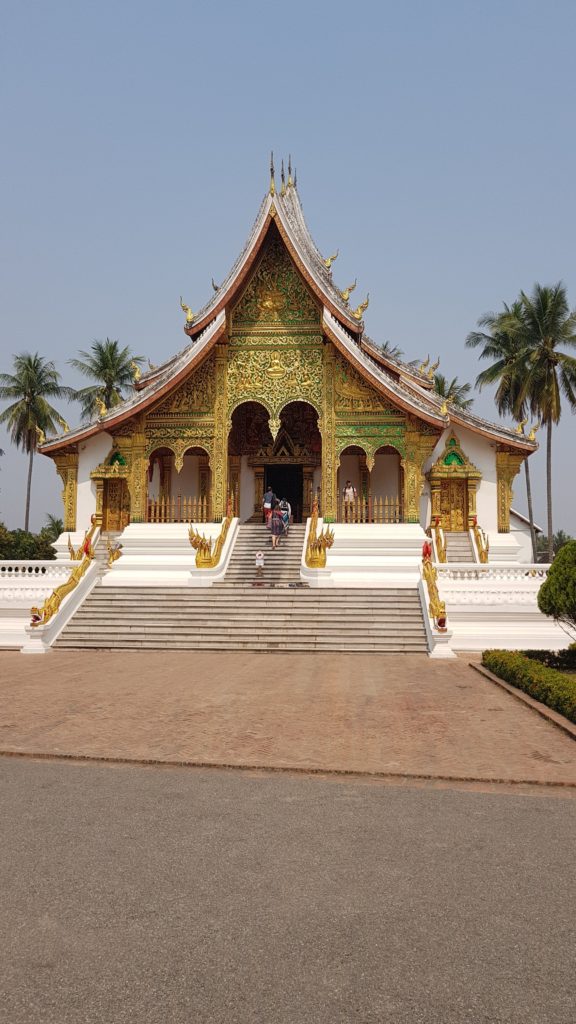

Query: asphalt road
<box><xmin>1</xmin><ymin>759</ymin><xmax>575</xmax><ymax>1024</ymax></box>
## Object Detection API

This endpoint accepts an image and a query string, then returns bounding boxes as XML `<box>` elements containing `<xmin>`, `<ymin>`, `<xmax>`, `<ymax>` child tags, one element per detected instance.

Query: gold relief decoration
<box><xmin>150</xmin><ymin>355</ymin><xmax>216</xmax><ymax>416</ymax></box>
<box><xmin>496</xmin><ymin>449</ymin><xmax>524</xmax><ymax>533</ymax></box>
<box><xmin>226</xmin><ymin>346</ymin><xmax>323</xmax><ymax>420</ymax></box>
<box><xmin>321</xmin><ymin>345</ymin><xmax>337</xmax><ymax>518</ymax></box>
<box><xmin>336</xmin><ymin>424</ymin><xmax>405</xmax><ymax>462</ymax></box>
<box><xmin>334</xmin><ymin>353</ymin><xmax>398</xmax><ymax>414</ymax></box>
<box><xmin>53</xmin><ymin>452</ymin><xmax>78</xmax><ymax>531</ymax></box>
<box><xmin>404</xmin><ymin>423</ymin><xmax>439</xmax><ymax>524</ymax></box>
<box><xmin>211</xmin><ymin>345</ymin><xmax>229</xmax><ymax>520</ymax></box>
<box><xmin>429</xmin><ymin>433</ymin><xmax>481</xmax><ymax>479</ymax></box>
<box><xmin>231</xmin><ymin>229</ymin><xmax>320</xmax><ymax>331</ymax></box>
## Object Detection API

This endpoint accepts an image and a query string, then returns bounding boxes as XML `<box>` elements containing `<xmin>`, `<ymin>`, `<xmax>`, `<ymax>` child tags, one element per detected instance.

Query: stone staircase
<box><xmin>55</xmin><ymin>523</ymin><xmax>429</xmax><ymax>653</ymax></box>
<box><xmin>445</xmin><ymin>531</ymin><xmax>475</xmax><ymax>563</ymax></box>
<box><xmin>216</xmin><ymin>523</ymin><xmax>305</xmax><ymax>586</ymax></box>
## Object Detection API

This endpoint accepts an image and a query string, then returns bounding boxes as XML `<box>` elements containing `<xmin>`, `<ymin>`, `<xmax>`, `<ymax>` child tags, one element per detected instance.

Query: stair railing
<box><xmin>421</xmin><ymin>541</ymin><xmax>447</xmax><ymax>632</ymax></box>
<box><xmin>471</xmin><ymin>517</ymin><xmax>489</xmax><ymax>563</ymax></box>
<box><xmin>31</xmin><ymin>519</ymin><xmax>99</xmax><ymax>627</ymax></box>
<box><xmin>188</xmin><ymin>495</ymin><xmax>234</xmax><ymax>569</ymax></box>
<box><xmin>431</xmin><ymin>517</ymin><xmax>447</xmax><ymax>562</ymax></box>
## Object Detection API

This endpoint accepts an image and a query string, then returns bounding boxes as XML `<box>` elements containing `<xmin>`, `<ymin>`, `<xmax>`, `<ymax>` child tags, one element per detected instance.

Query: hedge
<box><xmin>482</xmin><ymin>650</ymin><xmax>576</xmax><ymax>724</ymax></box>
<box><xmin>523</xmin><ymin>646</ymin><xmax>576</xmax><ymax>672</ymax></box>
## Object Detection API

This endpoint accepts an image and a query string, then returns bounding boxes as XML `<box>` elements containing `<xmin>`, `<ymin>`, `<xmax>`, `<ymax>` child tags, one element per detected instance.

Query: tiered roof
<box><xmin>40</xmin><ymin>171</ymin><xmax>537</xmax><ymax>455</ymax></box>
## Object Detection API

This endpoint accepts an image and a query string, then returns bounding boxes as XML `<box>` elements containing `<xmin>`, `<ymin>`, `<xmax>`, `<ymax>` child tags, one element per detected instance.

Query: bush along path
<box><xmin>482</xmin><ymin>650</ymin><xmax>576</xmax><ymax>725</ymax></box>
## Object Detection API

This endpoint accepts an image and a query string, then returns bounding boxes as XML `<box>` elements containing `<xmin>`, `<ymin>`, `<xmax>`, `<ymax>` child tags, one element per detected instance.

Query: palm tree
<box><xmin>44</xmin><ymin>514</ymin><xmax>64</xmax><ymax>541</ymax></box>
<box><xmin>0</xmin><ymin>353</ymin><xmax>74</xmax><ymax>530</ymax></box>
<box><xmin>466</xmin><ymin>301</ymin><xmax>538</xmax><ymax>561</ymax></box>
<box><xmin>380</xmin><ymin>340</ymin><xmax>404</xmax><ymax>360</ymax></box>
<box><xmin>514</xmin><ymin>284</ymin><xmax>576</xmax><ymax>561</ymax></box>
<box><xmin>433</xmin><ymin>373</ymin><xmax>474</xmax><ymax>410</ymax></box>
<box><xmin>69</xmin><ymin>339</ymin><xmax>144</xmax><ymax>420</ymax></box>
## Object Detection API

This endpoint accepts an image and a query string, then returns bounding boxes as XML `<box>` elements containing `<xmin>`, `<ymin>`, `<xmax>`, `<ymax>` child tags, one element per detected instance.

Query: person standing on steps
<box><xmin>342</xmin><ymin>479</ymin><xmax>357</xmax><ymax>522</ymax></box>
<box><xmin>279</xmin><ymin>498</ymin><xmax>291</xmax><ymax>534</ymax></box>
<box><xmin>270</xmin><ymin>500</ymin><xmax>285</xmax><ymax>549</ymax></box>
<box><xmin>263</xmin><ymin>485</ymin><xmax>274</xmax><ymax>528</ymax></box>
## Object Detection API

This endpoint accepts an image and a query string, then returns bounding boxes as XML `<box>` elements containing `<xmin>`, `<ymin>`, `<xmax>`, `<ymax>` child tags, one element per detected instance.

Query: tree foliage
<box><xmin>0</xmin><ymin>521</ymin><xmax>57</xmax><ymax>560</ymax></box>
<box><xmin>69</xmin><ymin>339</ymin><xmax>144</xmax><ymax>420</ymax></box>
<box><xmin>537</xmin><ymin>540</ymin><xmax>576</xmax><ymax>640</ymax></box>
<box><xmin>432</xmin><ymin>373</ymin><xmax>474</xmax><ymax>410</ymax></box>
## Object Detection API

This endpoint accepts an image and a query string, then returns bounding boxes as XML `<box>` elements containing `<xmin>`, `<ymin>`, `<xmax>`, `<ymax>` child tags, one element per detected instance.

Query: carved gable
<box><xmin>231</xmin><ymin>226</ymin><xmax>320</xmax><ymax>331</ymax></box>
<box><xmin>149</xmin><ymin>354</ymin><xmax>216</xmax><ymax>417</ymax></box>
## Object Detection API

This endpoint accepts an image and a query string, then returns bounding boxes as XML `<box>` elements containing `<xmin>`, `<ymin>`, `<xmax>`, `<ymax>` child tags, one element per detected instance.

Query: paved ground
<box><xmin>1</xmin><ymin>758</ymin><xmax>575</xmax><ymax>1024</ymax></box>
<box><xmin>0</xmin><ymin>651</ymin><xmax>575</xmax><ymax>784</ymax></box>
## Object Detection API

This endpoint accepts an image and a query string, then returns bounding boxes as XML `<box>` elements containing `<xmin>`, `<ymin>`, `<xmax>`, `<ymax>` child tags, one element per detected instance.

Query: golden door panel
<box><xmin>103</xmin><ymin>478</ymin><xmax>130</xmax><ymax>531</ymax></box>
<box><xmin>439</xmin><ymin>479</ymin><xmax>467</xmax><ymax>531</ymax></box>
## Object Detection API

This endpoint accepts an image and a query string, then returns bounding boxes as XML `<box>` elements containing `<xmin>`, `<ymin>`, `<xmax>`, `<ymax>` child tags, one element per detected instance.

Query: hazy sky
<box><xmin>2</xmin><ymin>0</ymin><xmax>575</xmax><ymax>533</ymax></box>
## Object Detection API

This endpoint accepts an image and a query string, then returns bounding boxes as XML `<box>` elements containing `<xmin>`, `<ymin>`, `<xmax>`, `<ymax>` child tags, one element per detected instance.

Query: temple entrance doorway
<box><xmin>265</xmin><ymin>465</ymin><xmax>304</xmax><ymax>522</ymax></box>
<box><xmin>103</xmin><ymin>478</ymin><xmax>130</xmax><ymax>531</ymax></box>
<box><xmin>440</xmin><ymin>479</ymin><xmax>468</xmax><ymax>531</ymax></box>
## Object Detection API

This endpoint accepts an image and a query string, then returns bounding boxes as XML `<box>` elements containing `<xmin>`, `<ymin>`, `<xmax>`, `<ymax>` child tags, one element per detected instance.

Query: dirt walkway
<box><xmin>0</xmin><ymin>651</ymin><xmax>574</xmax><ymax>784</ymax></box>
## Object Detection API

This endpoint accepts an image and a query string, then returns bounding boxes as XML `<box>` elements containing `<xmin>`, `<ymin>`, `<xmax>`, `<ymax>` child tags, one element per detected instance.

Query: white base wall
<box><xmin>100</xmin><ymin>521</ymin><xmax>239</xmax><ymax>587</ymax></box>
<box><xmin>301</xmin><ymin>522</ymin><xmax>427</xmax><ymax>588</ymax></box>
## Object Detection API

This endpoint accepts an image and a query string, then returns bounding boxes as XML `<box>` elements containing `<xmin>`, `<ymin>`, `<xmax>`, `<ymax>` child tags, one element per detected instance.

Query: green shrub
<box><xmin>524</xmin><ymin>646</ymin><xmax>576</xmax><ymax>672</ymax></box>
<box><xmin>538</xmin><ymin>540</ymin><xmax>576</xmax><ymax>642</ymax></box>
<box><xmin>482</xmin><ymin>649</ymin><xmax>576</xmax><ymax>724</ymax></box>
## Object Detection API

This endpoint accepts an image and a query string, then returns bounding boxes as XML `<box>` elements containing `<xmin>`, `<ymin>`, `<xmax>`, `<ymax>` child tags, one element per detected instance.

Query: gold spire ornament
<box><xmin>130</xmin><ymin>360</ymin><xmax>141</xmax><ymax>382</ymax></box>
<box><xmin>340</xmin><ymin>279</ymin><xmax>357</xmax><ymax>304</ymax></box>
<box><xmin>427</xmin><ymin>357</ymin><xmax>440</xmax><ymax>380</ymax></box>
<box><xmin>440</xmin><ymin>400</ymin><xmax>448</xmax><ymax>415</ymax></box>
<box><xmin>418</xmin><ymin>355</ymin><xmax>430</xmax><ymax>373</ymax></box>
<box><xmin>515</xmin><ymin>417</ymin><xmax>528</xmax><ymax>435</ymax></box>
<box><xmin>287</xmin><ymin>155</ymin><xmax>293</xmax><ymax>187</ymax></box>
<box><xmin>95</xmin><ymin>397</ymin><xmax>107</xmax><ymax>418</ymax></box>
<box><xmin>180</xmin><ymin>297</ymin><xmax>194</xmax><ymax>323</ymax></box>
<box><xmin>351</xmin><ymin>294</ymin><xmax>369</xmax><ymax>321</ymax></box>
<box><xmin>280</xmin><ymin>159</ymin><xmax>286</xmax><ymax>196</ymax></box>
<box><xmin>269</xmin><ymin>151</ymin><xmax>276</xmax><ymax>196</ymax></box>
<box><xmin>323</xmin><ymin>250</ymin><xmax>339</xmax><ymax>270</ymax></box>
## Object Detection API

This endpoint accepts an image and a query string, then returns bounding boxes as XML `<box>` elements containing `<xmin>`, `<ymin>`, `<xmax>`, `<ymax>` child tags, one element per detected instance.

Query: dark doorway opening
<box><xmin>265</xmin><ymin>465</ymin><xmax>303</xmax><ymax>522</ymax></box>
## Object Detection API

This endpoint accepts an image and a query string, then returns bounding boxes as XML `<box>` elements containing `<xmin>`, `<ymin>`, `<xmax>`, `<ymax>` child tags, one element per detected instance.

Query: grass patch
<box><xmin>482</xmin><ymin>649</ymin><xmax>576</xmax><ymax>724</ymax></box>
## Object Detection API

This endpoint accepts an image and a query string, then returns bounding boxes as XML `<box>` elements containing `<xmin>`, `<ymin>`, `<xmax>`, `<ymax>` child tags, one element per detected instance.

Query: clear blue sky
<box><xmin>2</xmin><ymin>0</ymin><xmax>575</xmax><ymax>533</ymax></box>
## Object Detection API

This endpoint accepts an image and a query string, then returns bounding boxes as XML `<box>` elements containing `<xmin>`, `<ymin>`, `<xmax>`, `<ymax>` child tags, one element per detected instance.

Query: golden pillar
<box><xmin>321</xmin><ymin>345</ymin><xmax>337</xmax><ymax>519</ymax></box>
<box><xmin>54</xmin><ymin>452</ymin><xmax>78</xmax><ymax>532</ymax></box>
<box><xmin>212</xmin><ymin>344</ymin><xmax>229</xmax><ymax>521</ymax></box>
<box><xmin>496</xmin><ymin>449</ymin><xmax>524</xmax><ymax>532</ymax></box>
<box><xmin>403</xmin><ymin>425</ymin><xmax>437</xmax><ymax>525</ymax></box>
<box><xmin>160</xmin><ymin>454</ymin><xmax>172</xmax><ymax>501</ymax></box>
<box><xmin>128</xmin><ymin>429</ymin><xmax>148</xmax><ymax>523</ymax></box>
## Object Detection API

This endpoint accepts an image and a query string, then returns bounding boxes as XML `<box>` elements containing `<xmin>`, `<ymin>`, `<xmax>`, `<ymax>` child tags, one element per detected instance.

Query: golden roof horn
<box><xmin>340</xmin><ymin>279</ymin><xmax>357</xmax><ymax>304</ymax></box>
<box><xmin>418</xmin><ymin>355</ymin><xmax>430</xmax><ymax>373</ymax></box>
<box><xmin>324</xmin><ymin>250</ymin><xmax>339</xmax><ymax>270</ymax></box>
<box><xmin>130</xmin><ymin>360</ymin><xmax>141</xmax><ymax>382</ymax></box>
<box><xmin>427</xmin><ymin>357</ymin><xmax>440</xmax><ymax>380</ymax></box>
<box><xmin>269</xmin><ymin>151</ymin><xmax>276</xmax><ymax>196</ymax></box>
<box><xmin>515</xmin><ymin>417</ymin><xmax>528</xmax><ymax>435</ymax></box>
<box><xmin>528</xmin><ymin>420</ymin><xmax>541</xmax><ymax>441</ymax></box>
<box><xmin>180</xmin><ymin>297</ymin><xmax>194</xmax><ymax>323</ymax></box>
<box><xmin>351</xmin><ymin>294</ymin><xmax>369</xmax><ymax>321</ymax></box>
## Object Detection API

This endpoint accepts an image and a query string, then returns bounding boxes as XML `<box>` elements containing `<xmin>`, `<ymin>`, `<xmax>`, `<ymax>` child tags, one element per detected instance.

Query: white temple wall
<box><xmin>240</xmin><ymin>457</ymin><xmax>255</xmax><ymax>522</ymax></box>
<box><xmin>172</xmin><ymin>455</ymin><xmax>199</xmax><ymax>497</ymax></box>
<box><xmin>423</xmin><ymin>425</ymin><xmax>499</xmax><ymax>533</ymax></box>
<box><xmin>76</xmin><ymin>431</ymin><xmax>113</xmax><ymax>530</ymax></box>
<box><xmin>371</xmin><ymin>454</ymin><xmax>400</xmax><ymax>499</ymax></box>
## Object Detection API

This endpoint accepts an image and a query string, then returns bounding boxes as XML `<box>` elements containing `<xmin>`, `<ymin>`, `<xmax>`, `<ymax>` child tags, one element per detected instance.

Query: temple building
<box><xmin>40</xmin><ymin>165</ymin><xmax>537</xmax><ymax>559</ymax></box>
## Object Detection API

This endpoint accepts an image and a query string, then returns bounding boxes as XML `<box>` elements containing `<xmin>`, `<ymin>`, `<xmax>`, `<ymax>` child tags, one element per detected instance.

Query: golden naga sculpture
<box><xmin>323</xmin><ymin>250</ymin><xmax>339</xmax><ymax>270</ymax></box>
<box><xmin>58</xmin><ymin>417</ymin><xmax>70</xmax><ymax>433</ymax></box>
<box><xmin>31</xmin><ymin>520</ymin><xmax>98</xmax><ymax>627</ymax></box>
<box><xmin>189</xmin><ymin>497</ymin><xmax>234</xmax><ymax>568</ymax></box>
<box><xmin>351</xmin><ymin>294</ymin><xmax>369</xmax><ymax>321</ymax></box>
<box><xmin>515</xmin><ymin>417</ymin><xmax>528</xmax><ymax>435</ymax></box>
<box><xmin>35</xmin><ymin>425</ymin><xmax>46</xmax><ymax>446</ymax></box>
<box><xmin>180</xmin><ymin>296</ymin><xmax>195</xmax><ymax>323</ymax></box>
<box><xmin>67</xmin><ymin>519</ymin><xmax>97</xmax><ymax>561</ymax></box>
<box><xmin>94</xmin><ymin>396</ymin><xmax>107</xmax><ymax>418</ymax></box>
<box><xmin>418</xmin><ymin>355</ymin><xmax>430</xmax><ymax>374</ymax></box>
<box><xmin>528</xmin><ymin>420</ymin><xmax>540</xmax><ymax>441</ymax></box>
<box><xmin>440</xmin><ymin>400</ymin><xmax>448</xmax><ymax>415</ymax></box>
<box><xmin>427</xmin><ymin>357</ymin><xmax>440</xmax><ymax>380</ymax></box>
<box><xmin>472</xmin><ymin>519</ymin><xmax>489</xmax><ymax>563</ymax></box>
<box><xmin>340</xmin><ymin>279</ymin><xmax>357</xmax><ymax>304</ymax></box>
<box><xmin>130</xmin><ymin>360</ymin><xmax>142</xmax><ymax>382</ymax></box>
<box><xmin>421</xmin><ymin>544</ymin><xmax>447</xmax><ymax>631</ymax></box>
<box><xmin>305</xmin><ymin>496</ymin><xmax>335</xmax><ymax>569</ymax></box>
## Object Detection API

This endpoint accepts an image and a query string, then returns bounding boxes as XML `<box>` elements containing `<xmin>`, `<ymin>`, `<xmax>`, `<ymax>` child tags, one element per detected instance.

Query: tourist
<box><xmin>263</xmin><ymin>485</ymin><xmax>274</xmax><ymax>527</ymax></box>
<box><xmin>279</xmin><ymin>498</ymin><xmax>291</xmax><ymax>533</ymax></box>
<box><xmin>270</xmin><ymin>500</ymin><xmax>285</xmax><ymax>549</ymax></box>
<box><xmin>342</xmin><ymin>479</ymin><xmax>357</xmax><ymax>522</ymax></box>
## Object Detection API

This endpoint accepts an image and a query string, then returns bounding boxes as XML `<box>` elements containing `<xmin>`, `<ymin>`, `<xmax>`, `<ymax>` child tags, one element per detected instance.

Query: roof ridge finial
<box><xmin>269</xmin><ymin>151</ymin><xmax>276</xmax><ymax>196</ymax></box>
<box><xmin>287</xmin><ymin>154</ymin><xmax>293</xmax><ymax>187</ymax></box>
<box><xmin>280</xmin><ymin>159</ymin><xmax>286</xmax><ymax>196</ymax></box>
<box><xmin>294</xmin><ymin>166</ymin><xmax>297</xmax><ymax>188</ymax></box>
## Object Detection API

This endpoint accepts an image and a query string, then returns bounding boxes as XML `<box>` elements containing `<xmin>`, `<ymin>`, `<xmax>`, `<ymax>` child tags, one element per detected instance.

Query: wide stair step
<box><xmin>55</xmin><ymin>524</ymin><xmax>429</xmax><ymax>652</ymax></box>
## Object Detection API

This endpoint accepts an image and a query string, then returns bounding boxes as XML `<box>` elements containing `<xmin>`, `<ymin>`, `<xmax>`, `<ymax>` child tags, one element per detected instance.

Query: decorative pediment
<box><xmin>231</xmin><ymin>227</ymin><xmax>320</xmax><ymax>331</ymax></box>
<box><xmin>428</xmin><ymin>433</ymin><xmax>481</xmax><ymax>480</ymax></box>
<box><xmin>91</xmin><ymin>446</ymin><xmax>130</xmax><ymax>480</ymax></box>
<box><xmin>149</xmin><ymin>354</ymin><xmax>216</xmax><ymax>417</ymax></box>
<box><xmin>334</xmin><ymin>352</ymin><xmax>399</xmax><ymax>415</ymax></box>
